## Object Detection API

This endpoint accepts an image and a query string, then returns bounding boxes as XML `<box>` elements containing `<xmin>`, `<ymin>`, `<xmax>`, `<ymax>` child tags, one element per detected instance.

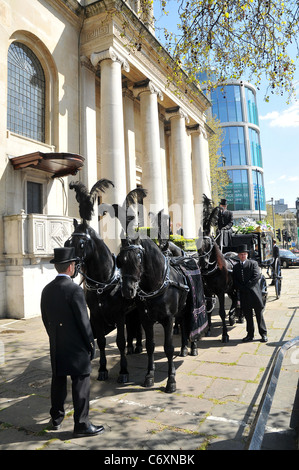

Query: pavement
<box><xmin>0</xmin><ymin>267</ymin><xmax>299</xmax><ymax>454</ymax></box>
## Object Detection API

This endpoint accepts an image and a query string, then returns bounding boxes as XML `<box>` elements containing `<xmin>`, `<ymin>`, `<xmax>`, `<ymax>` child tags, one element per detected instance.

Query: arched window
<box><xmin>7</xmin><ymin>41</ymin><xmax>45</xmax><ymax>142</ymax></box>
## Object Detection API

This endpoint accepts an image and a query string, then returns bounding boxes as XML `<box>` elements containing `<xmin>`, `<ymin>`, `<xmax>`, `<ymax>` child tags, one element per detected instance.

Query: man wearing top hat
<box><xmin>233</xmin><ymin>244</ymin><xmax>268</xmax><ymax>343</ymax></box>
<box><xmin>41</xmin><ymin>247</ymin><xmax>104</xmax><ymax>437</ymax></box>
<box><xmin>217</xmin><ymin>198</ymin><xmax>233</xmax><ymax>248</ymax></box>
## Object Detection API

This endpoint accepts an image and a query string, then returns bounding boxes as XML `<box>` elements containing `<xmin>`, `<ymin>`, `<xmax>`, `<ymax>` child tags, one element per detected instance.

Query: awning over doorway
<box><xmin>9</xmin><ymin>151</ymin><xmax>85</xmax><ymax>178</ymax></box>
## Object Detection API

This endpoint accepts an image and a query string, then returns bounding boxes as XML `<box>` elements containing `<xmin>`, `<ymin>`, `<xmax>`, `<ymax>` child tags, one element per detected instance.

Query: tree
<box><xmin>206</xmin><ymin>116</ymin><xmax>230</xmax><ymax>205</ymax></box>
<box><xmin>151</xmin><ymin>0</ymin><xmax>299</xmax><ymax>102</ymax></box>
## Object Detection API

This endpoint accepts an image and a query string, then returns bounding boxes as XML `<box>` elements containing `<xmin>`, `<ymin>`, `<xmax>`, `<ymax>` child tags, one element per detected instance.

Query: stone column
<box><xmin>91</xmin><ymin>47</ymin><xmax>129</xmax><ymax>251</ymax></box>
<box><xmin>166</xmin><ymin>107</ymin><xmax>195</xmax><ymax>238</ymax></box>
<box><xmin>79</xmin><ymin>56</ymin><xmax>98</xmax><ymax>230</ymax></box>
<box><xmin>133</xmin><ymin>79</ymin><xmax>164</xmax><ymax>219</ymax></box>
<box><xmin>123</xmin><ymin>88</ymin><xmax>136</xmax><ymax>192</ymax></box>
<box><xmin>188</xmin><ymin>124</ymin><xmax>211</xmax><ymax>235</ymax></box>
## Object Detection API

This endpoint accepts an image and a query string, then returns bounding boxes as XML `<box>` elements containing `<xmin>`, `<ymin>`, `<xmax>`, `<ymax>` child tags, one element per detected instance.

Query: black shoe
<box><xmin>48</xmin><ymin>419</ymin><xmax>62</xmax><ymax>431</ymax></box>
<box><xmin>261</xmin><ymin>335</ymin><xmax>268</xmax><ymax>343</ymax></box>
<box><xmin>242</xmin><ymin>335</ymin><xmax>254</xmax><ymax>342</ymax></box>
<box><xmin>73</xmin><ymin>423</ymin><xmax>104</xmax><ymax>438</ymax></box>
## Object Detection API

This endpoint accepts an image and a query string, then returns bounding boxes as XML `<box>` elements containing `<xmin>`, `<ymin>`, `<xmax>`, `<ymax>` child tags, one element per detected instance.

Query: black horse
<box><xmin>197</xmin><ymin>195</ymin><xmax>238</xmax><ymax>342</ymax></box>
<box><xmin>117</xmin><ymin>235</ymin><xmax>207</xmax><ymax>393</ymax></box>
<box><xmin>197</xmin><ymin>235</ymin><xmax>239</xmax><ymax>342</ymax></box>
<box><xmin>66</xmin><ymin>180</ymin><xmax>145</xmax><ymax>382</ymax></box>
<box><xmin>66</xmin><ymin>218</ymin><xmax>134</xmax><ymax>382</ymax></box>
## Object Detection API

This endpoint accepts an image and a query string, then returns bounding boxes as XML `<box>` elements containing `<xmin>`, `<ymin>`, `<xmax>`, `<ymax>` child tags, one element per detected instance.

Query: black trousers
<box><xmin>242</xmin><ymin>306</ymin><xmax>267</xmax><ymax>338</ymax></box>
<box><xmin>50</xmin><ymin>374</ymin><xmax>90</xmax><ymax>430</ymax></box>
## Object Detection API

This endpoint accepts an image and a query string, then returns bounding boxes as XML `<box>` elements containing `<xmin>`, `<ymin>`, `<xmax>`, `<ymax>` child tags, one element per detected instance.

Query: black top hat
<box><xmin>50</xmin><ymin>247</ymin><xmax>78</xmax><ymax>264</ymax></box>
<box><xmin>237</xmin><ymin>244</ymin><xmax>249</xmax><ymax>253</ymax></box>
<box><xmin>219</xmin><ymin>198</ymin><xmax>227</xmax><ymax>205</ymax></box>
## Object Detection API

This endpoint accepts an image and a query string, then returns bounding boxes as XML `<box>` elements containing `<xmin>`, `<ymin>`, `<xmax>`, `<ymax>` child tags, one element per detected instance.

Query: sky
<box><xmin>153</xmin><ymin>1</ymin><xmax>299</xmax><ymax>208</ymax></box>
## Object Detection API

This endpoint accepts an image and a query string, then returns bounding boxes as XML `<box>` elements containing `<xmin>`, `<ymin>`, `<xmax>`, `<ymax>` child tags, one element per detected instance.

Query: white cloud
<box><xmin>259</xmin><ymin>103</ymin><xmax>299</xmax><ymax>127</ymax></box>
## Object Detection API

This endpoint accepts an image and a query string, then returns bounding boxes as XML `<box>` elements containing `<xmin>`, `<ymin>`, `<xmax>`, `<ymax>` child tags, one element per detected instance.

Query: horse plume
<box><xmin>202</xmin><ymin>194</ymin><xmax>219</xmax><ymax>235</ymax></box>
<box><xmin>99</xmin><ymin>187</ymin><xmax>147</xmax><ymax>233</ymax></box>
<box><xmin>69</xmin><ymin>179</ymin><xmax>114</xmax><ymax>221</ymax></box>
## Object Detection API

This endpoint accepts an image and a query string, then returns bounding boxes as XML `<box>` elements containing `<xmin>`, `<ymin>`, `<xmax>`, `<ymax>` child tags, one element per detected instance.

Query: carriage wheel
<box><xmin>274</xmin><ymin>258</ymin><xmax>282</xmax><ymax>299</ymax></box>
<box><xmin>260</xmin><ymin>275</ymin><xmax>268</xmax><ymax>307</ymax></box>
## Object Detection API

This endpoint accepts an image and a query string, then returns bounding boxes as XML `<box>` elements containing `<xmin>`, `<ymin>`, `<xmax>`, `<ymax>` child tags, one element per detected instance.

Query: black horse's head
<box><xmin>117</xmin><ymin>237</ymin><xmax>144</xmax><ymax>299</ymax></box>
<box><xmin>64</xmin><ymin>219</ymin><xmax>103</xmax><ymax>269</ymax></box>
<box><xmin>197</xmin><ymin>236</ymin><xmax>215</xmax><ymax>272</ymax></box>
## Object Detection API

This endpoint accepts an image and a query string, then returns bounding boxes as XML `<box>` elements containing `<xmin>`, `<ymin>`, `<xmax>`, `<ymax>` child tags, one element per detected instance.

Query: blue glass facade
<box><xmin>209</xmin><ymin>82</ymin><xmax>266</xmax><ymax>217</ymax></box>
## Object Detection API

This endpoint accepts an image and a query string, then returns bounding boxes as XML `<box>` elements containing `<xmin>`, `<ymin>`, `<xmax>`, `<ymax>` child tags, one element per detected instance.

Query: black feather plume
<box><xmin>69</xmin><ymin>179</ymin><xmax>114</xmax><ymax>221</ymax></box>
<box><xmin>202</xmin><ymin>194</ymin><xmax>219</xmax><ymax>235</ymax></box>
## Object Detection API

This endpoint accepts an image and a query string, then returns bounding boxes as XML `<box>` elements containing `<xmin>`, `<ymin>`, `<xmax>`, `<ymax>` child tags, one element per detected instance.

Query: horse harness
<box><xmin>67</xmin><ymin>231</ymin><xmax>121</xmax><ymax>296</ymax></box>
<box><xmin>119</xmin><ymin>244</ymin><xmax>190</xmax><ymax>300</ymax></box>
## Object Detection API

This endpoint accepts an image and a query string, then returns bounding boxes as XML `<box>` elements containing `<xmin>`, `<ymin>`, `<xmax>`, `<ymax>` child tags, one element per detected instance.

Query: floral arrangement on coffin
<box><xmin>233</xmin><ymin>218</ymin><xmax>273</xmax><ymax>234</ymax></box>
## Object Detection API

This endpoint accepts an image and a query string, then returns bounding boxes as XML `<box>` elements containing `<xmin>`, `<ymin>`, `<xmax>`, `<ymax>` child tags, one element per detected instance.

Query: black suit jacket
<box><xmin>233</xmin><ymin>259</ymin><xmax>264</xmax><ymax>310</ymax></box>
<box><xmin>41</xmin><ymin>275</ymin><xmax>95</xmax><ymax>376</ymax></box>
<box><xmin>218</xmin><ymin>209</ymin><xmax>233</xmax><ymax>231</ymax></box>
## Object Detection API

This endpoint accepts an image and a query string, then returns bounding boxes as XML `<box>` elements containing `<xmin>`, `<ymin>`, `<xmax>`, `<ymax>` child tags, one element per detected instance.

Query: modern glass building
<box><xmin>205</xmin><ymin>80</ymin><xmax>266</xmax><ymax>221</ymax></box>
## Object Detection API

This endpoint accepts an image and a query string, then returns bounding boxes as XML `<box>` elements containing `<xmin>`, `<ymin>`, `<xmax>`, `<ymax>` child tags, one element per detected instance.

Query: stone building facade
<box><xmin>0</xmin><ymin>0</ymin><xmax>211</xmax><ymax>318</ymax></box>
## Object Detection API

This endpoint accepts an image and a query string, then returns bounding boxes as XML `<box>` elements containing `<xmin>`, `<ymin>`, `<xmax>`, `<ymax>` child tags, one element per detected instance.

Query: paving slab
<box><xmin>0</xmin><ymin>267</ymin><xmax>298</xmax><ymax>453</ymax></box>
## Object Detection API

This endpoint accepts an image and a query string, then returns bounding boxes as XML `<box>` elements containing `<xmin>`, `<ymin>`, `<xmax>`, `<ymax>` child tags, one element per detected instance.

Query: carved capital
<box><xmin>133</xmin><ymin>79</ymin><xmax>163</xmax><ymax>100</ymax></box>
<box><xmin>90</xmin><ymin>47</ymin><xmax>130</xmax><ymax>72</ymax></box>
<box><xmin>187</xmin><ymin>124</ymin><xmax>207</xmax><ymax>138</ymax></box>
<box><xmin>165</xmin><ymin>106</ymin><xmax>189</xmax><ymax>123</ymax></box>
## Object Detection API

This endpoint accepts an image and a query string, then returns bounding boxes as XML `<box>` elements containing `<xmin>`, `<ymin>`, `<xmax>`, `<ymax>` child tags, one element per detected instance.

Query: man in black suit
<box><xmin>41</xmin><ymin>247</ymin><xmax>104</xmax><ymax>437</ymax></box>
<box><xmin>270</xmin><ymin>239</ymin><xmax>280</xmax><ymax>285</ymax></box>
<box><xmin>233</xmin><ymin>244</ymin><xmax>268</xmax><ymax>343</ymax></box>
<box><xmin>217</xmin><ymin>198</ymin><xmax>233</xmax><ymax>248</ymax></box>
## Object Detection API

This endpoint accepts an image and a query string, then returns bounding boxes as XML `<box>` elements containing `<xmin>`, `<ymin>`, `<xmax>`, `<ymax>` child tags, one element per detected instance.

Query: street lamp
<box><xmin>266</xmin><ymin>198</ymin><xmax>275</xmax><ymax>233</ymax></box>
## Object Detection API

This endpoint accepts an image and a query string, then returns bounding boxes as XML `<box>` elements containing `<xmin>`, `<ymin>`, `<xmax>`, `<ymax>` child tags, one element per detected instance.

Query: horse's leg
<box><xmin>125</xmin><ymin>315</ymin><xmax>135</xmax><ymax>355</ymax></box>
<box><xmin>163</xmin><ymin>318</ymin><xmax>176</xmax><ymax>393</ymax></box>
<box><xmin>142</xmin><ymin>318</ymin><xmax>155</xmax><ymax>388</ymax></box>
<box><xmin>228</xmin><ymin>294</ymin><xmax>236</xmax><ymax>326</ymax></box>
<box><xmin>179</xmin><ymin>315</ymin><xmax>189</xmax><ymax>357</ymax></box>
<box><xmin>116</xmin><ymin>318</ymin><xmax>129</xmax><ymax>383</ymax></box>
<box><xmin>96</xmin><ymin>331</ymin><xmax>108</xmax><ymax>381</ymax></box>
<box><xmin>90</xmin><ymin>311</ymin><xmax>108</xmax><ymax>381</ymax></box>
<box><xmin>205</xmin><ymin>298</ymin><xmax>213</xmax><ymax>337</ymax></box>
<box><xmin>134</xmin><ymin>318</ymin><xmax>143</xmax><ymax>354</ymax></box>
<box><xmin>218</xmin><ymin>294</ymin><xmax>229</xmax><ymax>343</ymax></box>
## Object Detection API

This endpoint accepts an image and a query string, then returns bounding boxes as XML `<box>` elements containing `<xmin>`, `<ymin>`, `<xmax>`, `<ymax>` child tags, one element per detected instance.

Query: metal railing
<box><xmin>247</xmin><ymin>334</ymin><xmax>299</xmax><ymax>450</ymax></box>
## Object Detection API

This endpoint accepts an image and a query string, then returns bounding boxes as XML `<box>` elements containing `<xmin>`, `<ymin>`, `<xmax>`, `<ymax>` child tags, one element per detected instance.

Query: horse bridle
<box><xmin>67</xmin><ymin>230</ymin><xmax>120</xmax><ymax>295</ymax></box>
<box><xmin>119</xmin><ymin>243</ymin><xmax>189</xmax><ymax>300</ymax></box>
<box><xmin>198</xmin><ymin>235</ymin><xmax>218</xmax><ymax>275</ymax></box>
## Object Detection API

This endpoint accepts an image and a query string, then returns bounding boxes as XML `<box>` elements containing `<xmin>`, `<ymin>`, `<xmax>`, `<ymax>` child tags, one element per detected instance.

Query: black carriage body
<box><xmin>224</xmin><ymin>230</ymin><xmax>274</xmax><ymax>268</ymax></box>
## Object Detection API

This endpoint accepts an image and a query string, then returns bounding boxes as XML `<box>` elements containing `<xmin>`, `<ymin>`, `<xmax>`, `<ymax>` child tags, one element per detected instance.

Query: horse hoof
<box><xmin>165</xmin><ymin>381</ymin><xmax>176</xmax><ymax>393</ymax></box>
<box><xmin>229</xmin><ymin>316</ymin><xmax>235</xmax><ymax>326</ymax></box>
<box><xmin>180</xmin><ymin>346</ymin><xmax>188</xmax><ymax>357</ymax></box>
<box><xmin>97</xmin><ymin>371</ymin><xmax>108</xmax><ymax>381</ymax></box>
<box><xmin>117</xmin><ymin>373</ymin><xmax>129</xmax><ymax>384</ymax></box>
<box><xmin>221</xmin><ymin>335</ymin><xmax>229</xmax><ymax>343</ymax></box>
<box><xmin>143</xmin><ymin>376</ymin><xmax>154</xmax><ymax>388</ymax></box>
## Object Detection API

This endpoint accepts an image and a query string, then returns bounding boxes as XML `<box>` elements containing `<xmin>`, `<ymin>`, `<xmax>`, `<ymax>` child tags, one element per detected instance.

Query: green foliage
<box><xmin>153</xmin><ymin>0</ymin><xmax>299</xmax><ymax>102</ymax></box>
<box><xmin>136</xmin><ymin>227</ymin><xmax>198</xmax><ymax>251</ymax></box>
